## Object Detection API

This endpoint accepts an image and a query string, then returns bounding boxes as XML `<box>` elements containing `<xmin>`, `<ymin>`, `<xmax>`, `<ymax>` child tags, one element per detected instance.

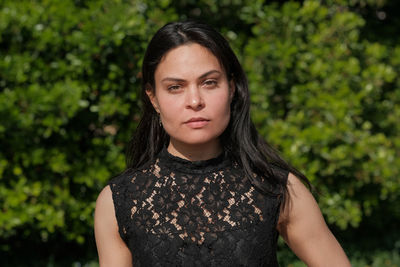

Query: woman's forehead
<box><xmin>155</xmin><ymin>43</ymin><xmax>224</xmax><ymax>80</ymax></box>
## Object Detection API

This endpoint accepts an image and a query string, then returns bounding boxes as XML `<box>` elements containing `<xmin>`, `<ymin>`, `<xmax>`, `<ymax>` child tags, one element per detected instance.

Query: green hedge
<box><xmin>0</xmin><ymin>0</ymin><xmax>399</xmax><ymax>265</ymax></box>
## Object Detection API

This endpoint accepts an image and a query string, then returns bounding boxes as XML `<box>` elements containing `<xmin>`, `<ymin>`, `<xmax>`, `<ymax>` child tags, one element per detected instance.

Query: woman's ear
<box><xmin>145</xmin><ymin>85</ymin><xmax>160</xmax><ymax>113</ymax></box>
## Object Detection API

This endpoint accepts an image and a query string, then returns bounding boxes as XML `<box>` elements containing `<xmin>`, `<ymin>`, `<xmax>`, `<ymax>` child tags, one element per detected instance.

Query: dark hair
<box><xmin>126</xmin><ymin>21</ymin><xmax>310</xmax><ymax>207</ymax></box>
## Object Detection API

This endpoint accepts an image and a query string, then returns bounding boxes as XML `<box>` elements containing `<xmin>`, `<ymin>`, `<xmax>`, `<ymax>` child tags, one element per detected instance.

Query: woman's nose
<box><xmin>186</xmin><ymin>86</ymin><xmax>204</xmax><ymax>110</ymax></box>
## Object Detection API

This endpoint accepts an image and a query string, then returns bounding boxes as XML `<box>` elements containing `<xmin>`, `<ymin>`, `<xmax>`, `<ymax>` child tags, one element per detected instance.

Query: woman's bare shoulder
<box><xmin>95</xmin><ymin>185</ymin><xmax>116</xmax><ymax>232</ymax></box>
<box><xmin>277</xmin><ymin>173</ymin><xmax>351</xmax><ymax>267</ymax></box>
<box><xmin>94</xmin><ymin>185</ymin><xmax>132</xmax><ymax>266</ymax></box>
<box><xmin>96</xmin><ymin>185</ymin><xmax>113</xmax><ymax>206</ymax></box>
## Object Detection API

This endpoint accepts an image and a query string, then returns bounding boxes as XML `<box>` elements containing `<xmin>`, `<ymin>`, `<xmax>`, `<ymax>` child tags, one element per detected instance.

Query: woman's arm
<box><xmin>94</xmin><ymin>185</ymin><xmax>132</xmax><ymax>267</ymax></box>
<box><xmin>277</xmin><ymin>173</ymin><xmax>351</xmax><ymax>267</ymax></box>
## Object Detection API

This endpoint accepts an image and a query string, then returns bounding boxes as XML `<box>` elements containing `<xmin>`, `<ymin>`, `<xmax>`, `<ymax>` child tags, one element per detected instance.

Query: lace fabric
<box><xmin>109</xmin><ymin>147</ymin><xmax>288</xmax><ymax>266</ymax></box>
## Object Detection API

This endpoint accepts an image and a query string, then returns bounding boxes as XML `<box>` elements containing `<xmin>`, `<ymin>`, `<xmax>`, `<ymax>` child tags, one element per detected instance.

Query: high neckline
<box><xmin>157</xmin><ymin>146</ymin><xmax>231</xmax><ymax>174</ymax></box>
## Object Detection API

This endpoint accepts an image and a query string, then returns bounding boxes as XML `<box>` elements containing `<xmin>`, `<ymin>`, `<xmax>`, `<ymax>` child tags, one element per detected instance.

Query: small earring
<box><xmin>158</xmin><ymin>114</ymin><xmax>162</xmax><ymax>127</ymax></box>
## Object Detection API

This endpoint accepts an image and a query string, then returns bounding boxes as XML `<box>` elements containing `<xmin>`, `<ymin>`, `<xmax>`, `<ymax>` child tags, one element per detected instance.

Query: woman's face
<box><xmin>147</xmin><ymin>43</ymin><xmax>234</xmax><ymax>156</ymax></box>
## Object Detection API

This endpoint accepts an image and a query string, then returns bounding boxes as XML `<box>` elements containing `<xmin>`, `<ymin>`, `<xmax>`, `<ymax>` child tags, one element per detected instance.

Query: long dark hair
<box><xmin>126</xmin><ymin>21</ymin><xmax>310</xmax><ymax>207</ymax></box>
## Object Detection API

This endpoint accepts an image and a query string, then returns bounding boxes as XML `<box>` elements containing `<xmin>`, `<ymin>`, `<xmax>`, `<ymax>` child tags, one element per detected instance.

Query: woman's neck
<box><xmin>167</xmin><ymin>139</ymin><xmax>222</xmax><ymax>161</ymax></box>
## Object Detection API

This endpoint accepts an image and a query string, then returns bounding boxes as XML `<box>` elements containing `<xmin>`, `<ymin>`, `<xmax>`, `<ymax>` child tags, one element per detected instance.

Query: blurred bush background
<box><xmin>0</xmin><ymin>0</ymin><xmax>399</xmax><ymax>266</ymax></box>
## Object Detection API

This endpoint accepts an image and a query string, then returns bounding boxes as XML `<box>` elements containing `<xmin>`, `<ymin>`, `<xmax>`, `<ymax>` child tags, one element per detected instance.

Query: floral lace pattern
<box><xmin>109</xmin><ymin>148</ymin><xmax>288</xmax><ymax>266</ymax></box>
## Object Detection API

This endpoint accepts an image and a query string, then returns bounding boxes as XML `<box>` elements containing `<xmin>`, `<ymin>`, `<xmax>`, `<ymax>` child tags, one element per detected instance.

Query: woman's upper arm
<box><xmin>94</xmin><ymin>185</ymin><xmax>132</xmax><ymax>267</ymax></box>
<box><xmin>277</xmin><ymin>173</ymin><xmax>351</xmax><ymax>267</ymax></box>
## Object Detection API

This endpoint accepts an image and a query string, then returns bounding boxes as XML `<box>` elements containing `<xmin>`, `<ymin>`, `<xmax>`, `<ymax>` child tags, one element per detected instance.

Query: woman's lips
<box><xmin>184</xmin><ymin>117</ymin><xmax>210</xmax><ymax>128</ymax></box>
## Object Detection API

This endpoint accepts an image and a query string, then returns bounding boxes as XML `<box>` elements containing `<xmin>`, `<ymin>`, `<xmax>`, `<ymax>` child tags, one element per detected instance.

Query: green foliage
<box><xmin>0</xmin><ymin>0</ymin><xmax>154</xmax><ymax>245</ymax></box>
<box><xmin>244</xmin><ymin>0</ymin><xmax>400</xmax><ymax>231</ymax></box>
<box><xmin>0</xmin><ymin>0</ymin><xmax>399</xmax><ymax>265</ymax></box>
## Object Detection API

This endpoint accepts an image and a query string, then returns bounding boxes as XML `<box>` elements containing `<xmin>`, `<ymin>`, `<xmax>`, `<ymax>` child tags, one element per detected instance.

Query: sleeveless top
<box><xmin>109</xmin><ymin>147</ymin><xmax>289</xmax><ymax>267</ymax></box>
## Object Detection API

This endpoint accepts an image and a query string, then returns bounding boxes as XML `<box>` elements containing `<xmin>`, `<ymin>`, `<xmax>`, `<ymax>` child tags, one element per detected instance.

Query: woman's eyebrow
<box><xmin>161</xmin><ymin>70</ymin><xmax>221</xmax><ymax>83</ymax></box>
<box><xmin>161</xmin><ymin>77</ymin><xmax>186</xmax><ymax>83</ymax></box>
<box><xmin>198</xmin><ymin>70</ymin><xmax>221</xmax><ymax>79</ymax></box>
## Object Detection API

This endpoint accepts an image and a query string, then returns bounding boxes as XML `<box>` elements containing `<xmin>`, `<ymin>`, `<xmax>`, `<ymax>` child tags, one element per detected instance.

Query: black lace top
<box><xmin>109</xmin><ymin>147</ymin><xmax>289</xmax><ymax>266</ymax></box>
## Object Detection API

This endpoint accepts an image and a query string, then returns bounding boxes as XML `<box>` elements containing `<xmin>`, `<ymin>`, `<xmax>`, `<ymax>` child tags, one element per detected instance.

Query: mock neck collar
<box><xmin>157</xmin><ymin>146</ymin><xmax>230</xmax><ymax>174</ymax></box>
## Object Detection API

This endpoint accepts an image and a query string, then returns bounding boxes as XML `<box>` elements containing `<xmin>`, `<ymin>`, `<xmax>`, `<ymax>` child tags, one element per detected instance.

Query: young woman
<box><xmin>94</xmin><ymin>21</ymin><xmax>351</xmax><ymax>266</ymax></box>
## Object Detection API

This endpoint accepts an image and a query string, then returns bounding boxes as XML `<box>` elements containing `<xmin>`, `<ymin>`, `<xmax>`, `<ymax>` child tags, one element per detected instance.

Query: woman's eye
<box><xmin>167</xmin><ymin>85</ymin><xmax>181</xmax><ymax>91</ymax></box>
<box><xmin>203</xmin><ymin>79</ymin><xmax>217</xmax><ymax>88</ymax></box>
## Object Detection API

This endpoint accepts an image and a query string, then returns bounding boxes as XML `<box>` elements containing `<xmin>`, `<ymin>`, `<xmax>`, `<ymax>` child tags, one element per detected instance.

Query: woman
<box><xmin>94</xmin><ymin>21</ymin><xmax>351</xmax><ymax>266</ymax></box>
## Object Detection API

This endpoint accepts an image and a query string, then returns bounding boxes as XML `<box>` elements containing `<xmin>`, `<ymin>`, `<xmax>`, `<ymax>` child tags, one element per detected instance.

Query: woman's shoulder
<box><xmin>108</xmin><ymin>168</ymin><xmax>137</xmax><ymax>187</ymax></box>
<box><xmin>108</xmin><ymin>160</ymin><xmax>156</xmax><ymax>188</ymax></box>
<box><xmin>107</xmin><ymin>161</ymin><xmax>160</xmax><ymax>202</ymax></box>
<box><xmin>95</xmin><ymin>185</ymin><xmax>117</xmax><ymax>231</ymax></box>
<box><xmin>268</xmin><ymin>163</ymin><xmax>290</xmax><ymax>182</ymax></box>
<box><xmin>261</xmin><ymin>163</ymin><xmax>290</xmax><ymax>194</ymax></box>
